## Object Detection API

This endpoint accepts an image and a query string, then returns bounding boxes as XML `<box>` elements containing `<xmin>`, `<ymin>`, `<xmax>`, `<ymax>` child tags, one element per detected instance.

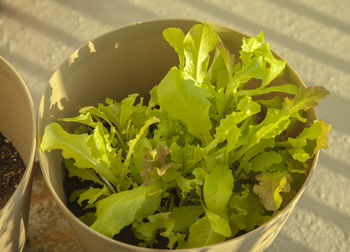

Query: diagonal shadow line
<box><xmin>51</xmin><ymin>0</ymin><xmax>158</xmax><ymax>27</ymax></box>
<box><xmin>299</xmin><ymin>194</ymin><xmax>350</xmax><ymax>233</ymax></box>
<box><xmin>267</xmin><ymin>233</ymin><xmax>315</xmax><ymax>252</ymax></box>
<box><xmin>304</xmin><ymin>80</ymin><xmax>350</xmax><ymax>137</ymax></box>
<box><xmin>1</xmin><ymin>3</ymin><xmax>83</xmax><ymax>47</ymax></box>
<box><xmin>318</xmin><ymin>152</ymin><xmax>350</xmax><ymax>180</ymax></box>
<box><xmin>0</xmin><ymin>47</ymin><xmax>51</xmax><ymax>79</ymax></box>
<box><xmin>265</xmin><ymin>0</ymin><xmax>350</xmax><ymax>35</ymax></box>
<box><xmin>179</xmin><ymin>0</ymin><xmax>350</xmax><ymax>74</ymax></box>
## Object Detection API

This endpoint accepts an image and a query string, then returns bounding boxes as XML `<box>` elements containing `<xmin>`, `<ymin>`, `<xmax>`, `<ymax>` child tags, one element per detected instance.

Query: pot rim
<box><xmin>37</xmin><ymin>18</ymin><xmax>319</xmax><ymax>251</ymax></box>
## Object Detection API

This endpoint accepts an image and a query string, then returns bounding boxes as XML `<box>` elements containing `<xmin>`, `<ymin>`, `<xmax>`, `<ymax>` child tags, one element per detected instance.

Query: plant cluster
<box><xmin>41</xmin><ymin>23</ymin><xmax>330</xmax><ymax>249</ymax></box>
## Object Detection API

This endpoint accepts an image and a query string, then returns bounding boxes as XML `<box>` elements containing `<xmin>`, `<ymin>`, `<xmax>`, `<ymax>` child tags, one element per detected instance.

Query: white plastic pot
<box><xmin>0</xmin><ymin>56</ymin><xmax>36</xmax><ymax>251</ymax></box>
<box><xmin>37</xmin><ymin>20</ymin><xmax>318</xmax><ymax>252</ymax></box>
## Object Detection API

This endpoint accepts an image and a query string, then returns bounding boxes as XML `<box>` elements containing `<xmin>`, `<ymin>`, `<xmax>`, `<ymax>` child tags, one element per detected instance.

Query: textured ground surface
<box><xmin>1</xmin><ymin>0</ymin><xmax>349</xmax><ymax>251</ymax></box>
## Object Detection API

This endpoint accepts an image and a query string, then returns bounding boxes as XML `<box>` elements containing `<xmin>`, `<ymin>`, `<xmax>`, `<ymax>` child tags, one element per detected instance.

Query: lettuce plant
<box><xmin>40</xmin><ymin>23</ymin><xmax>331</xmax><ymax>249</ymax></box>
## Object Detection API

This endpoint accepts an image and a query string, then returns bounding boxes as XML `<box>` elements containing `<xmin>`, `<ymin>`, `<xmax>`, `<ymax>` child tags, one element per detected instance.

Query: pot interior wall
<box><xmin>0</xmin><ymin>58</ymin><xmax>34</xmax><ymax>165</ymax></box>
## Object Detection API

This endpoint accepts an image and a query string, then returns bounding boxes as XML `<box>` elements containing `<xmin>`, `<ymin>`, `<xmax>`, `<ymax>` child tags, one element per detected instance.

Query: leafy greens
<box><xmin>40</xmin><ymin>23</ymin><xmax>331</xmax><ymax>249</ymax></box>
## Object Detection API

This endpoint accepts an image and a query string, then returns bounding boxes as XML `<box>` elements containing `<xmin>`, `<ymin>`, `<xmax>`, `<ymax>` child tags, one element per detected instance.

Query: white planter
<box><xmin>0</xmin><ymin>56</ymin><xmax>36</xmax><ymax>251</ymax></box>
<box><xmin>37</xmin><ymin>20</ymin><xmax>318</xmax><ymax>252</ymax></box>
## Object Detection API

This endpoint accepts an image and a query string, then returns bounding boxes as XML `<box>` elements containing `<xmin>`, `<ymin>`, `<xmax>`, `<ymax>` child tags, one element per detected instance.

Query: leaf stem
<box><xmin>100</xmin><ymin>175</ymin><xmax>117</xmax><ymax>194</ymax></box>
<box><xmin>115</xmin><ymin>129</ymin><xmax>127</xmax><ymax>153</ymax></box>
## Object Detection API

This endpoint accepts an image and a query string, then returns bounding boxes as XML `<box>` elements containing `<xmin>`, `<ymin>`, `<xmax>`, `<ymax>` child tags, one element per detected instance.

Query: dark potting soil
<box><xmin>0</xmin><ymin>132</ymin><xmax>26</xmax><ymax>209</ymax></box>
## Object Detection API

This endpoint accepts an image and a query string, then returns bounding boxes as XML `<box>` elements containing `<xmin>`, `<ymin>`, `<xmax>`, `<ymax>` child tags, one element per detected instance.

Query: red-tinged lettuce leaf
<box><xmin>91</xmin><ymin>183</ymin><xmax>162</xmax><ymax>238</ymax></box>
<box><xmin>157</xmin><ymin>67</ymin><xmax>212</xmax><ymax>145</ymax></box>
<box><xmin>186</xmin><ymin>216</ymin><xmax>225</xmax><ymax>248</ymax></box>
<box><xmin>141</xmin><ymin>143</ymin><xmax>179</xmax><ymax>185</ymax></box>
<box><xmin>253</xmin><ymin>172</ymin><xmax>291</xmax><ymax>211</ymax></box>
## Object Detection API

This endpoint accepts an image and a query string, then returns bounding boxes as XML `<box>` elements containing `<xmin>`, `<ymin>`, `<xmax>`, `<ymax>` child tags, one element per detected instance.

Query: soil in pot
<box><xmin>0</xmin><ymin>131</ymin><xmax>26</xmax><ymax>208</ymax></box>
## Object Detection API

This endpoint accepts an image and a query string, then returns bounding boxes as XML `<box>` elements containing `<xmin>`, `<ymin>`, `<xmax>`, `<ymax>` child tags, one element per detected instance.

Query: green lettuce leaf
<box><xmin>133</xmin><ymin>212</ymin><xmax>176</xmax><ymax>248</ymax></box>
<box><xmin>97</xmin><ymin>97</ymin><xmax>121</xmax><ymax>127</ymax></box>
<box><xmin>237</xmin><ymin>84</ymin><xmax>299</xmax><ymax>97</ymax></box>
<box><xmin>240</xmin><ymin>32</ymin><xmax>286</xmax><ymax>87</ymax></box>
<box><xmin>170</xmin><ymin>142</ymin><xmax>205</xmax><ymax>174</ymax></box>
<box><xmin>249</xmin><ymin>151</ymin><xmax>283</xmax><ymax>172</ymax></box>
<box><xmin>163</xmin><ymin>27</ymin><xmax>185</xmax><ymax>69</ymax></box>
<box><xmin>157</xmin><ymin>67</ymin><xmax>212</xmax><ymax>145</ymax></box>
<box><xmin>91</xmin><ymin>183</ymin><xmax>162</xmax><ymax>238</ymax></box>
<box><xmin>205</xmin><ymin>209</ymin><xmax>232</xmax><ymax>237</ymax></box>
<box><xmin>119</xmin><ymin>93</ymin><xmax>139</xmax><ymax>133</ymax></box>
<box><xmin>203</xmin><ymin>164</ymin><xmax>233</xmax><ymax>215</ymax></box>
<box><xmin>125</xmin><ymin>117</ymin><xmax>160</xmax><ymax>166</ymax></box>
<box><xmin>208</xmin><ymin>97</ymin><xmax>261</xmax><ymax>153</ymax></box>
<box><xmin>187</xmin><ymin>216</ymin><xmax>225</xmax><ymax>248</ymax></box>
<box><xmin>234</xmin><ymin>86</ymin><xmax>329</xmax><ymax>173</ymax></box>
<box><xmin>77</xmin><ymin>186</ymin><xmax>110</xmax><ymax>206</ymax></box>
<box><xmin>183</xmin><ymin>23</ymin><xmax>217</xmax><ymax>84</ymax></box>
<box><xmin>64</xmin><ymin>158</ymin><xmax>104</xmax><ymax>185</ymax></box>
<box><xmin>171</xmin><ymin>205</ymin><xmax>204</xmax><ymax>232</ymax></box>
<box><xmin>287</xmin><ymin>120</ymin><xmax>331</xmax><ymax>162</ymax></box>
<box><xmin>40</xmin><ymin>122</ymin><xmax>120</xmax><ymax>189</ymax></box>
<box><xmin>229</xmin><ymin>185</ymin><xmax>266</xmax><ymax>235</ymax></box>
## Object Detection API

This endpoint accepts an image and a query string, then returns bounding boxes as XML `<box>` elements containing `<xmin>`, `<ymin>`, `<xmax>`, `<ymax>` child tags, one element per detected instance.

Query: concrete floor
<box><xmin>1</xmin><ymin>0</ymin><xmax>350</xmax><ymax>251</ymax></box>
